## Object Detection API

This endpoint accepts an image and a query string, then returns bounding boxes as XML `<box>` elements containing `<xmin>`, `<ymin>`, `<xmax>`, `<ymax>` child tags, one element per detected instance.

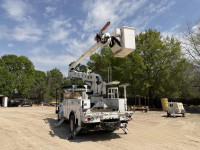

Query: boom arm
<box><xmin>69</xmin><ymin>22</ymin><xmax>111</xmax><ymax>72</ymax></box>
<box><xmin>69</xmin><ymin>43</ymin><xmax>101</xmax><ymax>71</ymax></box>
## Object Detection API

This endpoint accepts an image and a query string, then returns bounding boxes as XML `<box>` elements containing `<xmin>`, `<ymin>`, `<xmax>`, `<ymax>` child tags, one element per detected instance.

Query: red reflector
<box><xmin>87</xmin><ymin>118</ymin><xmax>91</xmax><ymax>121</ymax></box>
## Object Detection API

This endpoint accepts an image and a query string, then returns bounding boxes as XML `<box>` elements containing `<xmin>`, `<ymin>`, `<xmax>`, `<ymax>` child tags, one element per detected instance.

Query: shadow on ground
<box><xmin>44</xmin><ymin>118</ymin><xmax>121</xmax><ymax>142</ymax></box>
<box><xmin>161</xmin><ymin>115</ymin><xmax>184</xmax><ymax>118</ymax></box>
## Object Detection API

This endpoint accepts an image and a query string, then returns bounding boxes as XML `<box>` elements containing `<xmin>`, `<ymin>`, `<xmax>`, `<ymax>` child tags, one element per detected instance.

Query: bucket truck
<box><xmin>56</xmin><ymin>22</ymin><xmax>136</xmax><ymax>140</ymax></box>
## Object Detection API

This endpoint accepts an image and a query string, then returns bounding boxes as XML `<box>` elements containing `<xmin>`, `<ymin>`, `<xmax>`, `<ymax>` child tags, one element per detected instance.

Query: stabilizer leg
<box><xmin>67</xmin><ymin>126</ymin><xmax>82</xmax><ymax>140</ymax></box>
<box><xmin>120</xmin><ymin>123</ymin><xmax>130</xmax><ymax>134</ymax></box>
<box><xmin>55</xmin><ymin>118</ymin><xmax>65</xmax><ymax>127</ymax></box>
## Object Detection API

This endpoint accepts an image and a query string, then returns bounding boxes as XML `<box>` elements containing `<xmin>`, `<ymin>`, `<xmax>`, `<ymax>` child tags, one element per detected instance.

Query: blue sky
<box><xmin>0</xmin><ymin>0</ymin><xmax>200</xmax><ymax>76</ymax></box>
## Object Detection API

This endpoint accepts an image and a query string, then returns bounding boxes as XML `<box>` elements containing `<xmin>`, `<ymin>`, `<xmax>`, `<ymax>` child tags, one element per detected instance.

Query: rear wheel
<box><xmin>167</xmin><ymin>112</ymin><xmax>170</xmax><ymax>117</ymax></box>
<box><xmin>182</xmin><ymin>113</ymin><xmax>185</xmax><ymax>117</ymax></box>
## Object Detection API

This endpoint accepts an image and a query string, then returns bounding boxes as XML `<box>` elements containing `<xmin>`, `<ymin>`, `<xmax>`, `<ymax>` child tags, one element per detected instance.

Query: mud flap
<box><xmin>67</xmin><ymin>126</ymin><xmax>82</xmax><ymax>140</ymax></box>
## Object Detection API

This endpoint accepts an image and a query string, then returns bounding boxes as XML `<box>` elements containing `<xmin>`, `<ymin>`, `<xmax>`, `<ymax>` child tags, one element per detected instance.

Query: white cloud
<box><xmin>82</xmin><ymin>0</ymin><xmax>144</xmax><ymax>32</ymax></box>
<box><xmin>64</xmin><ymin>34</ymin><xmax>95</xmax><ymax>57</ymax></box>
<box><xmin>162</xmin><ymin>24</ymin><xmax>181</xmax><ymax>38</ymax></box>
<box><xmin>0</xmin><ymin>24</ymin><xmax>42</xmax><ymax>42</ymax></box>
<box><xmin>31</xmin><ymin>46</ymin><xmax>50</xmax><ymax>55</ymax></box>
<box><xmin>44</xmin><ymin>6</ymin><xmax>57</xmax><ymax>17</ymax></box>
<box><xmin>1</xmin><ymin>0</ymin><xmax>32</xmax><ymax>22</ymax></box>
<box><xmin>131</xmin><ymin>0</ymin><xmax>176</xmax><ymax>33</ymax></box>
<box><xmin>45</xmin><ymin>6</ymin><xmax>57</xmax><ymax>13</ymax></box>
<box><xmin>8</xmin><ymin>43</ymin><xmax>14</xmax><ymax>47</ymax></box>
<box><xmin>31</xmin><ymin>55</ymin><xmax>74</xmax><ymax>67</ymax></box>
<box><xmin>192</xmin><ymin>24</ymin><xmax>200</xmax><ymax>32</ymax></box>
<box><xmin>30</xmin><ymin>54</ymin><xmax>76</xmax><ymax>76</ymax></box>
<box><xmin>13</xmin><ymin>24</ymin><xmax>42</xmax><ymax>42</ymax></box>
<box><xmin>82</xmin><ymin>0</ymin><xmax>120</xmax><ymax>31</ymax></box>
<box><xmin>47</xmin><ymin>18</ymin><xmax>73</xmax><ymax>44</ymax></box>
<box><xmin>81</xmin><ymin>0</ymin><xmax>175</xmax><ymax>33</ymax></box>
<box><xmin>29</xmin><ymin>31</ymin><xmax>97</xmax><ymax>75</ymax></box>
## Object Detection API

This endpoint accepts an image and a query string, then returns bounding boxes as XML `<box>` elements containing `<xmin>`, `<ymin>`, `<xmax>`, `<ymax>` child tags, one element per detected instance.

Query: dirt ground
<box><xmin>0</xmin><ymin>106</ymin><xmax>200</xmax><ymax>150</ymax></box>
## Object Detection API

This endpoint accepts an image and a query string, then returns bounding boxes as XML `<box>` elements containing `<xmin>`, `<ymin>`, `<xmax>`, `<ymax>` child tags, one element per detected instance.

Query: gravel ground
<box><xmin>0</xmin><ymin>106</ymin><xmax>200</xmax><ymax>150</ymax></box>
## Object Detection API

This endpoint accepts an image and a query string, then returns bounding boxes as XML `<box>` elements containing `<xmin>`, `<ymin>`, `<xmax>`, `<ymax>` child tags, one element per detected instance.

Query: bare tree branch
<box><xmin>181</xmin><ymin>20</ymin><xmax>200</xmax><ymax>66</ymax></box>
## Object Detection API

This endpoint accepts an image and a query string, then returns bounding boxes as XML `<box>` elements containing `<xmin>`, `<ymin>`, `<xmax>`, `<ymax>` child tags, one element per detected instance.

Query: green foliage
<box><xmin>87</xmin><ymin>46</ymin><xmax>115</xmax><ymax>82</ymax></box>
<box><xmin>134</xmin><ymin>30</ymin><xmax>189</xmax><ymax>98</ymax></box>
<box><xmin>0</xmin><ymin>55</ymin><xmax>34</xmax><ymax>98</ymax></box>
<box><xmin>0</xmin><ymin>66</ymin><xmax>15</xmax><ymax>97</ymax></box>
<box><xmin>46</xmin><ymin>68</ymin><xmax>63</xmax><ymax>98</ymax></box>
<box><xmin>69</xmin><ymin>61</ymin><xmax>87</xmax><ymax>72</ymax></box>
<box><xmin>180</xmin><ymin>63</ymin><xmax>200</xmax><ymax>98</ymax></box>
<box><xmin>0</xmin><ymin>55</ymin><xmax>83</xmax><ymax>101</ymax></box>
<box><xmin>30</xmin><ymin>70</ymin><xmax>47</xmax><ymax>102</ymax></box>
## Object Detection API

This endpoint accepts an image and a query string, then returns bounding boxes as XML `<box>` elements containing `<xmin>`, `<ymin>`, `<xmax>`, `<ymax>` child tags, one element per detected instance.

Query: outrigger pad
<box><xmin>67</xmin><ymin>126</ymin><xmax>82</xmax><ymax>140</ymax></box>
<box><xmin>120</xmin><ymin>123</ymin><xmax>130</xmax><ymax>134</ymax></box>
<box><xmin>55</xmin><ymin>118</ymin><xmax>64</xmax><ymax>128</ymax></box>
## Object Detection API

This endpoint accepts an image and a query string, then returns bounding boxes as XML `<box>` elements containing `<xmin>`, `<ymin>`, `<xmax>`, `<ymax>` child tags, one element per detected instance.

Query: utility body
<box><xmin>56</xmin><ymin>22</ymin><xmax>136</xmax><ymax>139</ymax></box>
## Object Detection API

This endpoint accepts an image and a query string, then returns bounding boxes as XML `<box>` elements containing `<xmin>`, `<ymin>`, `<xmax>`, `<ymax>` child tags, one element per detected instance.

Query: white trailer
<box><xmin>56</xmin><ymin>22</ymin><xmax>136</xmax><ymax>139</ymax></box>
<box><xmin>167</xmin><ymin>102</ymin><xmax>186</xmax><ymax>117</ymax></box>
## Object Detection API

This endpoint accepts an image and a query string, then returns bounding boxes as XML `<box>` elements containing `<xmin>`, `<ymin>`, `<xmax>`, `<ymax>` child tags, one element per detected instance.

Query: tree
<box><xmin>87</xmin><ymin>46</ymin><xmax>116</xmax><ymax>82</ymax></box>
<box><xmin>46</xmin><ymin>68</ymin><xmax>63</xmax><ymax>99</ymax></box>
<box><xmin>180</xmin><ymin>63</ymin><xmax>200</xmax><ymax>98</ymax></box>
<box><xmin>0</xmin><ymin>55</ymin><xmax>35</xmax><ymax>98</ymax></box>
<box><xmin>69</xmin><ymin>61</ymin><xmax>87</xmax><ymax>72</ymax></box>
<box><xmin>30</xmin><ymin>70</ymin><xmax>47</xmax><ymax>103</ymax></box>
<box><xmin>130</xmin><ymin>29</ymin><xmax>189</xmax><ymax>98</ymax></box>
<box><xmin>181</xmin><ymin>20</ymin><xmax>200</xmax><ymax>66</ymax></box>
<box><xmin>0</xmin><ymin>66</ymin><xmax>15</xmax><ymax>97</ymax></box>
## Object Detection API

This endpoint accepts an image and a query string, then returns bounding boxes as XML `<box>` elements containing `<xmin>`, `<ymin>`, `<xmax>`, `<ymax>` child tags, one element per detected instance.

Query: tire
<box><xmin>167</xmin><ymin>112</ymin><xmax>170</xmax><ymax>117</ymax></box>
<box><xmin>182</xmin><ymin>113</ymin><xmax>185</xmax><ymax>117</ymax></box>
<box><xmin>69</xmin><ymin>114</ymin><xmax>76</xmax><ymax>133</ymax></box>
